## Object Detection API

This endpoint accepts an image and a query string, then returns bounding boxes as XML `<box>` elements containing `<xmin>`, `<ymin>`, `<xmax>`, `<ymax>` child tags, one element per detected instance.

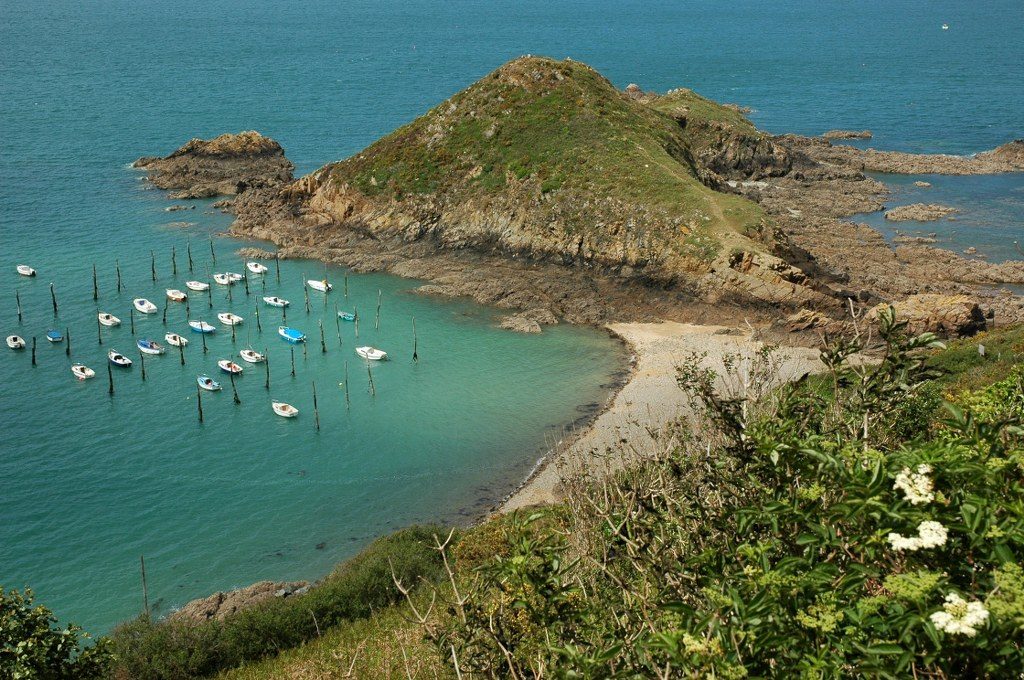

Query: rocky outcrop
<box><xmin>884</xmin><ymin>204</ymin><xmax>959</xmax><ymax>222</ymax></box>
<box><xmin>134</xmin><ymin>131</ymin><xmax>293</xmax><ymax>199</ymax></box>
<box><xmin>869</xmin><ymin>295</ymin><xmax>986</xmax><ymax>337</ymax></box>
<box><xmin>822</xmin><ymin>130</ymin><xmax>872</xmax><ymax>140</ymax></box>
<box><xmin>779</xmin><ymin>135</ymin><xmax>1024</xmax><ymax>175</ymax></box>
<box><xmin>170</xmin><ymin>580</ymin><xmax>310</xmax><ymax>623</ymax></box>
<box><xmin>499</xmin><ymin>308</ymin><xmax>559</xmax><ymax>333</ymax></box>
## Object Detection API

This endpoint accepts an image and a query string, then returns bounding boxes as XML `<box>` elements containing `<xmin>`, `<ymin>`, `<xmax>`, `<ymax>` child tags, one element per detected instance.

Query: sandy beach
<box><xmin>502</xmin><ymin>321</ymin><xmax>824</xmax><ymax>512</ymax></box>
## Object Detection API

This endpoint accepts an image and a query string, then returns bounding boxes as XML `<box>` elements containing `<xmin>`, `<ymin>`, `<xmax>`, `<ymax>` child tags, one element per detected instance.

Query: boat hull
<box><xmin>6</xmin><ymin>336</ymin><xmax>26</xmax><ymax>350</ymax></box>
<box><xmin>356</xmin><ymin>346</ymin><xmax>387</xmax><ymax>361</ymax></box>
<box><xmin>278</xmin><ymin>327</ymin><xmax>306</xmax><ymax>344</ymax></box>
<box><xmin>217</xmin><ymin>313</ymin><xmax>243</xmax><ymax>326</ymax></box>
<box><xmin>218</xmin><ymin>360</ymin><xmax>243</xmax><ymax>374</ymax></box>
<box><xmin>108</xmin><ymin>351</ymin><xmax>132</xmax><ymax>367</ymax></box>
<box><xmin>197</xmin><ymin>376</ymin><xmax>221</xmax><ymax>391</ymax></box>
<box><xmin>307</xmin><ymin>280</ymin><xmax>332</xmax><ymax>292</ymax></box>
<box><xmin>133</xmin><ymin>299</ymin><xmax>158</xmax><ymax>314</ymax></box>
<box><xmin>185</xmin><ymin>281</ymin><xmax>210</xmax><ymax>292</ymax></box>
<box><xmin>272</xmin><ymin>402</ymin><xmax>299</xmax><ymax>418</ymax></box>
<box><xmin>137</xmin><ymin>341</ymin><xmax>165</xmax><ymax>355</ymax></box>
<box><xmin>71</xmin><ymin>365</ymin><xmax>95</xmax><ymax>380</ymax></box>
<box><xmin>188</xmin><ymin>321</ymin><xmax>216</xmax><ymax>334</ymax></box>
<box><xmin>98</xmin><ymin>314</ymin><xmax>121</xmax><ymax>327</ymax></box>
<box><xmin>165</xmin><ymin>333</ymin><xmax>188</xmax><ymax>347</ymax></box>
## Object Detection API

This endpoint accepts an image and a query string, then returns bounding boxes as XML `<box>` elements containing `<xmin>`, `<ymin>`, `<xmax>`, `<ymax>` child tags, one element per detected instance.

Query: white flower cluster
<box><xmin>930</xmin><ymin>593</ymin><xmax>989</xmax><ymax>637</ymax></box>
<box><xmin>887</xmin><ymin>520</ymin><xmax>948</xmax><ymax>552</ymax></box>
<box><xmin>894</xmin><ymin>464</ymin><xmax>935</xmax><ymax>505</ymax></box>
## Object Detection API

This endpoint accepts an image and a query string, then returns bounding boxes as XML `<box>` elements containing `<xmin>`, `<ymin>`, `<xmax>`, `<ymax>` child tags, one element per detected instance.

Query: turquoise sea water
<box><xmin>1</xmin><ymin>0</ymin><xmax>1022</xmax><ymax>635</ymax></box>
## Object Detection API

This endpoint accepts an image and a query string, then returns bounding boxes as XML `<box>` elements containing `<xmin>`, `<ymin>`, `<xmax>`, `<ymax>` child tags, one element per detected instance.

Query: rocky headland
<box><xmin>133</xmin><ymin>131</ymin><xmax>294</xmax><ymax>199</ymax></box>
<box><xmin>140</xmin><ymin>57</ymin><xmax>1024</xmax><ymax>335</ymax></box>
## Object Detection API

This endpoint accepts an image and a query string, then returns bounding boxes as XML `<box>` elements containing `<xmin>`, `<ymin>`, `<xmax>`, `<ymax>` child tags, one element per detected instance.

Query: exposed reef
<box><xmin>133</xmin><ymin>131</ymin><xmax>293</xmax><ymax>199</ymax></box>
<box><xmin>884</xmin><ymin>204</ymin><xmax>959</xmax><ymax>222</ymax></box>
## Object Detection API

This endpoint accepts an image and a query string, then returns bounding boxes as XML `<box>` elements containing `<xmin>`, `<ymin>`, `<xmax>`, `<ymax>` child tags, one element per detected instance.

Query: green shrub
<box><xmin>0</xmin><ymin>587</ymin><xmax>111</xmax><ymax>679</ymax></box>
<box><xmin>109</xmin><ymin>525</ymin><xmax>446</xmax><ymax>679</ymax></box>
<box><xmin>422</xmin><ymin>312</ymin><xmax>1024</xmax><ymax>677</ymax></box>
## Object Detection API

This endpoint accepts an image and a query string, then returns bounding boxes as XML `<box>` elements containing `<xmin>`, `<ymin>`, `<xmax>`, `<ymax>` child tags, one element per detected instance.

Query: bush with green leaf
<box><xmin>108</xmin><ymin>525</ymin><xmax>445</xmax><ymax>679</ymax></box>
<box><xmin>418</xmin><ymin>310</ymin><xmax>1024</xmax><ymax>677</ymax></box>
<box><xmin>0</xmin><ymin>587</ymin><xmax>111</xmax><ymax>679</ymax></box>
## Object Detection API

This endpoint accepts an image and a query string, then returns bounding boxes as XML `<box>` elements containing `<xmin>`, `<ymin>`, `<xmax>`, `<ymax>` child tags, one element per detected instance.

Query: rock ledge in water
<box><xmin>822</xmin><ymin>129</ymin><xmax>872</xmax><ymax>140</ymax></box>
<box><xmin>884</xmin><ymin>204</ymin><xmax>959</xmax><ymax>222</ymax></box>
<box><xmin>133</xmin><ymin>131</ymin><xmax>294</xmax><ymax>199</ymax></box>
<box><xmin>170</xmin><ymin>580</ymin><xmax>310</xmax><ymax>623</ymax></box>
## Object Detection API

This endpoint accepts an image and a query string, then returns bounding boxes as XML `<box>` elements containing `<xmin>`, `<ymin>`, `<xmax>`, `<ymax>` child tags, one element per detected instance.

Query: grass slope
<box><xmin>323</xmin><ymin>56</ymin><xmax>767</xmax><ymax>266</ymax></box>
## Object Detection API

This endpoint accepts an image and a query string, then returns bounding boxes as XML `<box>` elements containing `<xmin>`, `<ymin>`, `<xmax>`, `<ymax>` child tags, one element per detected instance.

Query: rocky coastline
<box><xmin>137</xmin><ymin>74</ymin><xmax>1024</xmax><ymax>622</ymax></box>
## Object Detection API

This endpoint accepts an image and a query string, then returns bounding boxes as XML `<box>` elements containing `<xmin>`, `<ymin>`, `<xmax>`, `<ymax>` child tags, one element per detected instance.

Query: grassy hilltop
<box><xmin>329</xmin><ymin>56</ymin><xmax>765</xmax><ymax>256</ymax></box>
<box><xmin>236</xmin><ymin>56</ymin><xmax>820</xmax><ymax>304</ymax></box>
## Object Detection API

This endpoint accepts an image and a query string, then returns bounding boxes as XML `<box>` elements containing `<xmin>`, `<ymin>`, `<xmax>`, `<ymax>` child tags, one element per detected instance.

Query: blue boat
<box><xmin>188</xmin><ymin>320</ymin><xmax>216</xmax><ymax>334</ymax></box>
<box><xmin>278</xmin><ymin>326</ymin><xmax>306</xmax><ymax>344</ymax></box>
<box><xmin>337</xmin><ymin>311</ymin><xmax>355</xmax><ymax>322</ymax></box>
<box><xmin>137</xmin><ymin>338</ymin><xmax>165</xmax><ymax>355</ymax></box>
<box><xmin>197</xmin><ymin>375</ymin><xmax>221</xmax><ymax>391</ymax></box>
<box><xmin>45</xmin><ymin>329</ymin><xmax>64</xmax><ymax>343</ymax></box>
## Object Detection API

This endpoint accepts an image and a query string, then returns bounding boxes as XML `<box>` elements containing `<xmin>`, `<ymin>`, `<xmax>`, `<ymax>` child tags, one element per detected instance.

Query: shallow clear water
<box><xmin>853</xmin><ymin>173</ymin><xmax>1024</xmax><ymax>264</ymax></box>
<box><xmin>1</xmin><ymin>0</ymin><xmax>1022</xmax><ymax>635</ymax></box>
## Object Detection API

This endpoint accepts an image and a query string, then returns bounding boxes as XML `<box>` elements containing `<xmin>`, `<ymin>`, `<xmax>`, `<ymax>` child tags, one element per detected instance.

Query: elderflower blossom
<box><xmin>887</xmin><ymin>520</ymin><xmax>948</xmax><ymax>552</ymax></box>
<box><xmin>930</xmin><ymin>593</ymin><xmax>989</xmax><ymax>637</ymax></box>
<box><xmin>894</xmin><ymin>464</ymin><xmax>934</xmax><ymax>505</ymax></box>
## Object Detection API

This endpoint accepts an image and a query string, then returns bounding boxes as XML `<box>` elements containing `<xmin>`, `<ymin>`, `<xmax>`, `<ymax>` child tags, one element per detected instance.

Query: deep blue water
<box><xmin>1</xmin><ymin>0</ymin><xmax>1022</xmax><ymax>635</ymax></box>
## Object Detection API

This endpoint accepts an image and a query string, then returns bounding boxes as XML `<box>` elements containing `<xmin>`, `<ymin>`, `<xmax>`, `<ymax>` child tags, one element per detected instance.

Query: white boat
<box><xmin>137</xmin><ymin>338</ymin><xmax>165</xmax><ymax>355</ymax></box>
<box><xmin>16</xmin><ymin>264</ymin><xmax>36</xmax><ymax>277</ymax></box>
<box><xmin>6</xmin><ymin>335</ymin><xmax>26</xmax><ymax>349</ymax></box>
<box><xmin>217</xmin><ymin>312</ymin><xmax>244</xmax><ymax>326</ymax></box>
<box><xmin>942</xmin><ymin>23</ymin><xmax>949</xmax><ymax>30</ymax></box>
<box><xmin>188</xmin><ymin>320</ymin><xmax>216</xmax><ymax>333</ymax></box>
<box><xmin>108</xmin><ymin>350</ymin><xmax>132</xmax><ymax>367</ymax></box>
<box><xmin>185</xmin><ymin>280</ymin><xmax>210</xmax><ymax>292</ymax></box>
<box><xmin>307</xmin><ymin>279</ymin><xmax>332</xmax><ymax>293</ymax></box>
<box><xmin>71</xmin><ymin>364</ymin><xmax>95</xmax><ymax>380</ymax></box>
<box><xmin>166</xmin><ymin>289</ymin><xmax>188</xmax><ymax>302</ymax></box>
<box><xmin>263</xmin><ymin>296</ymin><xmax>289</xmax><ymax>308</ymax></box>
<box><xmin>165</xmin><ymin>332</ymin><xmax>188</xmax><ymax>347</ymax></box>
<box><xmin>246</xmin><ymin>262</ymin><xmax>268</xmax><ymax>275</ymax></box>
<box><xmin>226</xmin><ymin>272</ymin><xmax>244</xmax><ymax>283</ymax></box>
<box><xmin>272</xmin><ymin>402</ymin><xmax>299</xmax><ymax>418</ymax></box>
<box><xmin>213</xmin><ymin>273</ymin><xmax>233</xmax><ymax>286</ymax></box>
<box><xmin>98</xmin><ymin>312</ymin><xmax>121</xmax><ymax>327</ymax></box>
<box><xmin>218</xmin><ymin>359</ymin><xmax>243</xmax><ymax>374</ymax></box>
<box><xmin>239</xmin><ymin>348</ymin><xmax>265</xmax><ymax>363</ymax></box>
<box><xmin>356</xmin><ymin>346</ymin><xmax>388</xmax><ymax>361</ymax></box>
<box><xmin>133</xmin><ymin>298</ymin><xmax>158</xmax><ymax>314</ymax></box>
